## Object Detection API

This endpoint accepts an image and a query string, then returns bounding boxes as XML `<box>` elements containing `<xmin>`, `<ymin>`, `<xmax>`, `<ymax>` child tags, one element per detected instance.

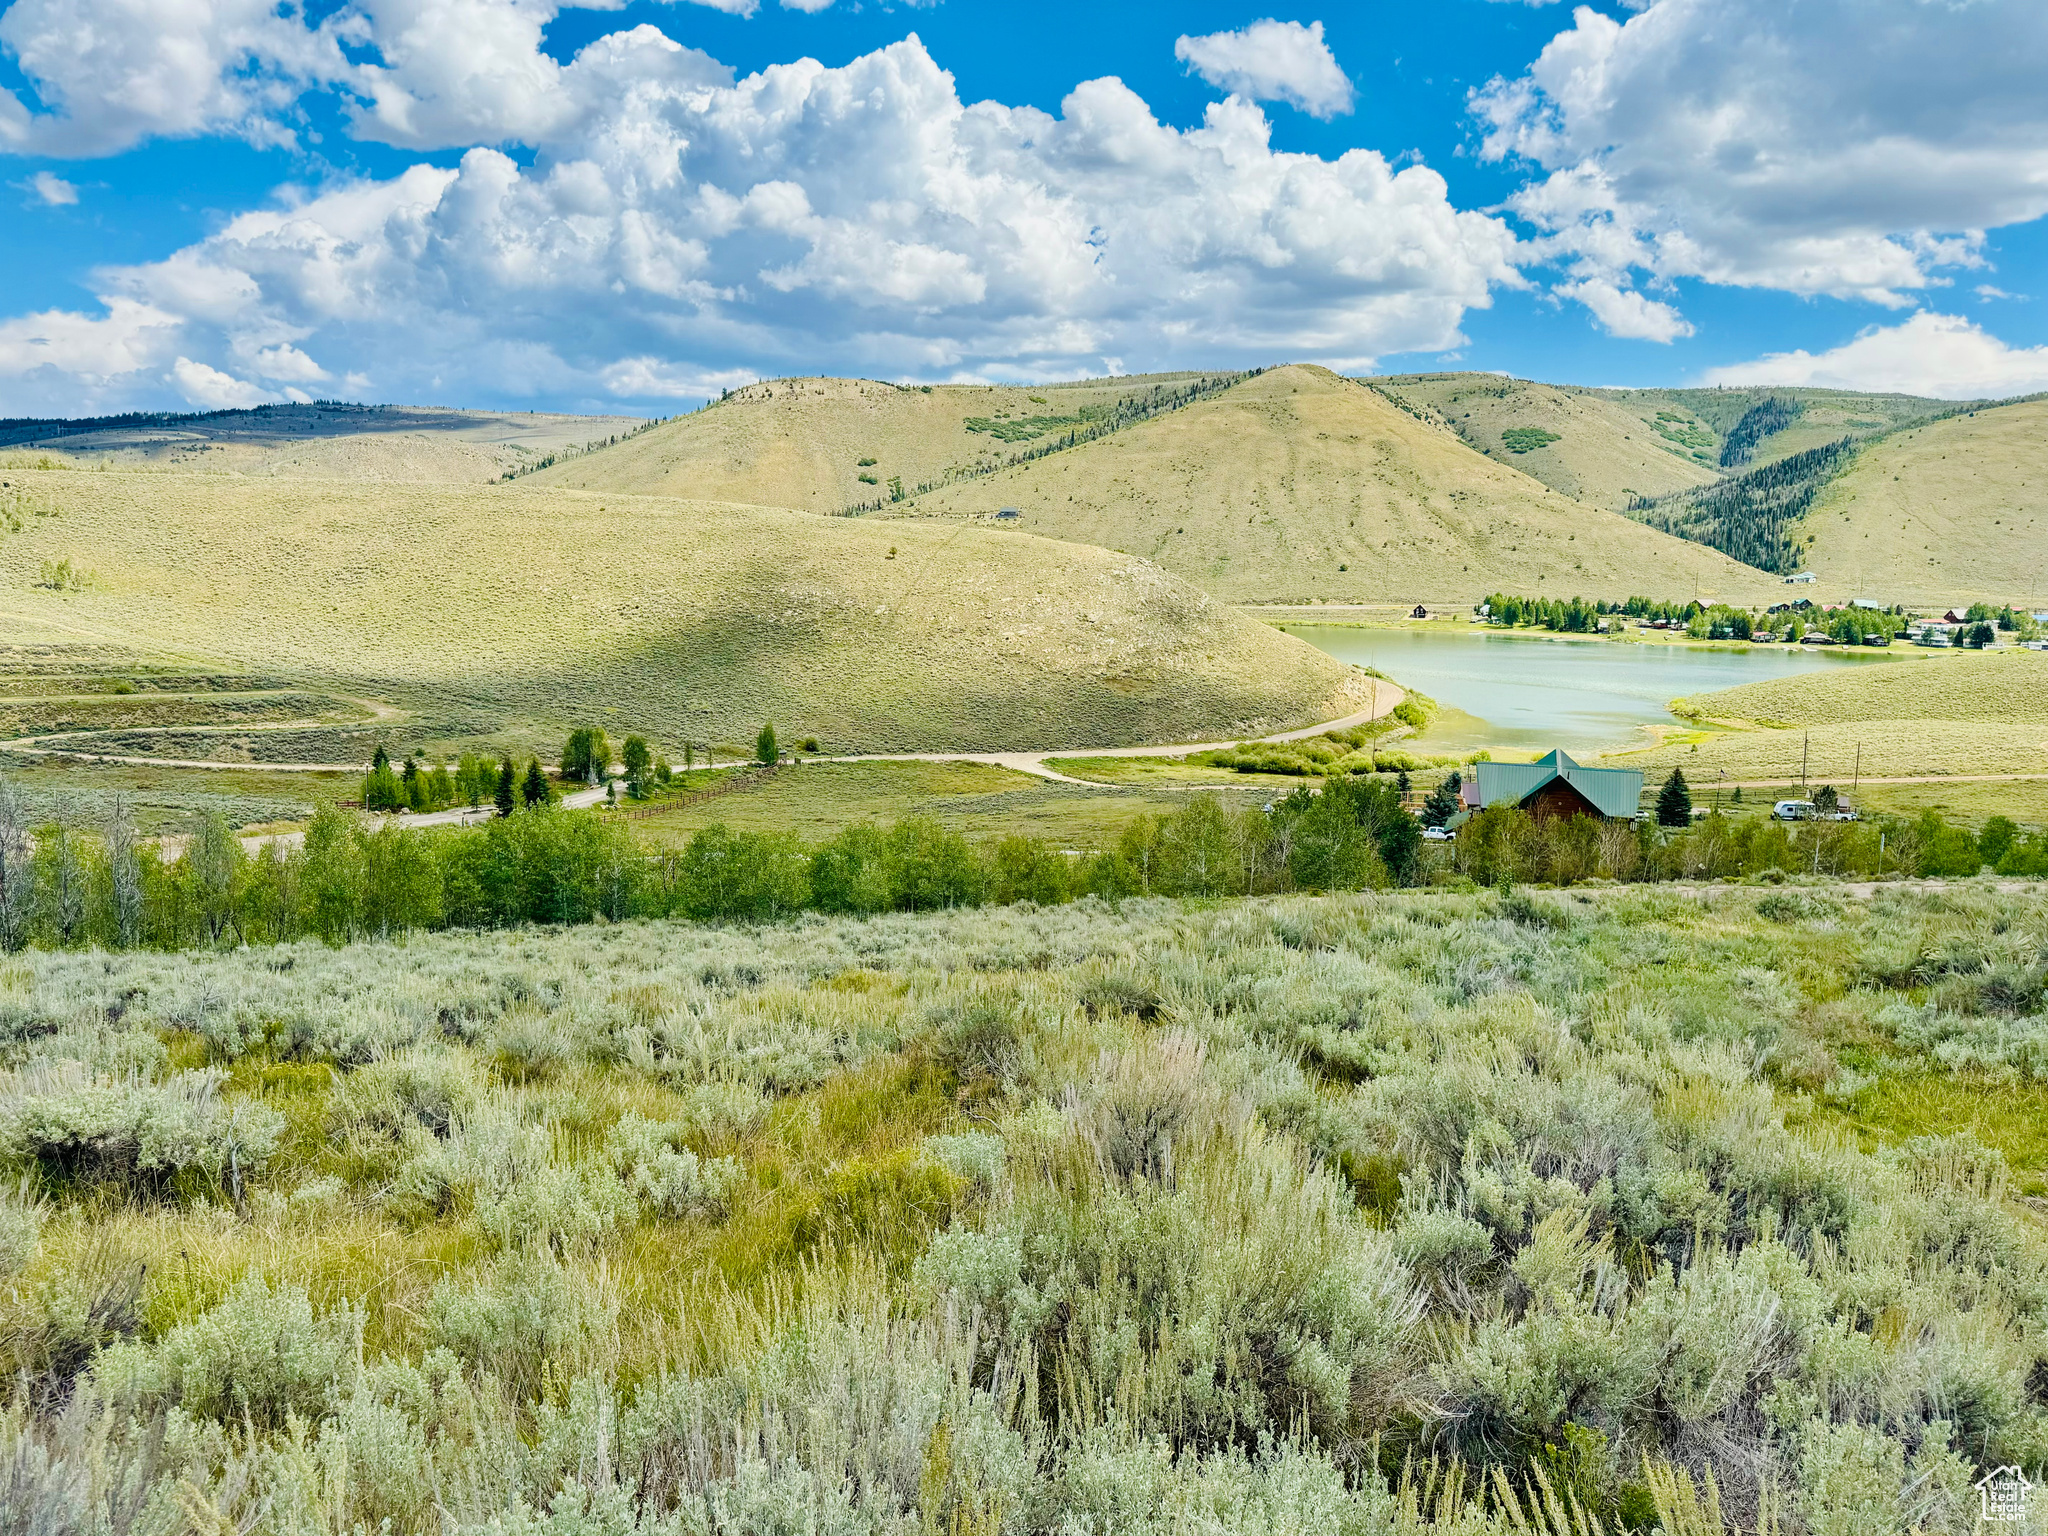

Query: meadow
<box><xmin>1608</xmin><ymin>650</ymin><xmax>2048</xmax><ymax>786</ymax></box>
<box><xmin>1</xmin><ymin>884</ymin><xmax>2044</xmax><ymax>1534</ymax></box>
<box><xmin>0</xmin><ymin>472</ymin><xmax>1359</xmax><ymax>757</ymax></box>
<box><xmin>621</xmin><ymin>760</ymin><xmax>1283</xmax><ymax>849</ymax></box>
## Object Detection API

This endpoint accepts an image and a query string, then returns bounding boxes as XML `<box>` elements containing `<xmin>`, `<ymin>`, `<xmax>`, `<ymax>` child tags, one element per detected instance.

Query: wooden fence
<box><xmin>612</xmin><ymin>763</ymin><xmax>780</xmax><ymax>820</ymax></box>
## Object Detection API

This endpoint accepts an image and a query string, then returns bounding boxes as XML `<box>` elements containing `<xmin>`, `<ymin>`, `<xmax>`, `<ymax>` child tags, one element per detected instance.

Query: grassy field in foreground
<box><xmin>623</xmin><ymin>758</ymin><xmax>1276</xmax><ymax>848</ymax></box>
<box><xmin>2</xmin><ymin>888</ymin><xmax>2043</xmax><ymax>1532</ymax></box>
<box><xmin>0</xmin><ymin>470</ymin><xmax>1360</xmax><ymax>756</ymax></box>
<box><xmin>889</xmin><ymin>366</ymin><xmax>1782</xmax><ymax>608</ymax></box>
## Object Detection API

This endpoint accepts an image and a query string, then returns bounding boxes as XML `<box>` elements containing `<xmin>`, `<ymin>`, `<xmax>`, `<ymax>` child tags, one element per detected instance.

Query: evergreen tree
<box><xmin>1421</xmin><ymin>775</ymin><xmax>1463</xmax><ymax>828</ymax></box>
<box><xmin>494</xmin><ymin>757</ymin><xmax>516</xmax><ymax>818</ymax></box>
<box><xmin>1656</xmin><ymin>768</ymin><xmax>1693</xmax><ymax>828</ymax></box>
<box><xmin>372</xmin><ymin>744</ymin><xmax>390</xmax><ymax>773</ymax></box>
<box><xmin>757</xmin><ymin>724</ymin><xmax>778</xmax><ymax>766</ymax></box>
<box><xmin>522</xmin><ymin>758</ymin><xmax>549</xmax><ymax>807</ymax></box>
<box><xmin>1396</xmin><ymin>769</ymin><xmax>1412</xmax><ymax>799</ymax></box>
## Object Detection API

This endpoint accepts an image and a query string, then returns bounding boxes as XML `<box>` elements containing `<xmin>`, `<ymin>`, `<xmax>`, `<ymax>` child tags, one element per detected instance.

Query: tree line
<box><xmin>7</xmin><ymin>765</ymin><xmax>2040</xmax><ymax>953</ymax></box>
<box><xmin>0</xmin><ymin>775</ymin><xmax>1423</xmax><ymax>951</ymax></box>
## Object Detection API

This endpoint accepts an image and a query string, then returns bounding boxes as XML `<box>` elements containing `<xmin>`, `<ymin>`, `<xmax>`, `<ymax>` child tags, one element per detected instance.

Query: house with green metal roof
<box><xmin>1464</xmin><ymin>750</ymin><xmax>1644</xmax><ymax>823</ymax></box>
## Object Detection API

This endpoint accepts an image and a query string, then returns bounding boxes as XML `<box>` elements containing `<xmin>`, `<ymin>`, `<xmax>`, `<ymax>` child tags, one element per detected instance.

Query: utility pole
<box><xmin>1801</xmin><ymin>732</ymin><xmax>1809</xmax><ymax>797</ymax></box>
<box><xmin>1852</xmin><ymin>743</ymin><xmax>1860</xmax><ymax>808</ymax></box>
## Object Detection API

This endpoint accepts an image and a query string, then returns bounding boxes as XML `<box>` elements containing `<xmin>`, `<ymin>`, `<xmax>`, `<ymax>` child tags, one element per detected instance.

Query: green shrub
<box><xmin>95</xmin><ymin>1274</ymin><xmax>358</xmax><ymax>1429</ymax></box>
<box><xmin>0</xmin><ymin>1064</ymin><xmax>283</xmax><ymax>1195</ymax></box>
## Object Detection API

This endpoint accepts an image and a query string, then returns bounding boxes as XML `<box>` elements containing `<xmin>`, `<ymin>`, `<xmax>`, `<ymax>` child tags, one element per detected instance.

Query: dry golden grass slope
<box><xmin>1600</xmin><ymin>648</ymin><xmax>2048</xmax><ymax>784</ymax></box>
<box><xmin>1798</xmin><ymin>398</ymin><xmax>2048</xmax><ymax>606</ymax></box>
<box><xmin>1679</xmin><ymin>648</ymin><xmax>2048</xmax><ymax>727</ymax></box>
<box><xmin>4</xmin><ymin>404</ymin><xmax>644</xmax><ymax>484</ymax></box>
<box><xmin>0</xmin><ymin>470</ymin><xmax>1361</xmax><ymax>755</ymax></box>
<box><xmin>528</xmin><ymin>373</ymin><xmax>1215</xmax><ymax>514</ymax></box>
<box><xmin>889</xmin><ymin>366</ymin><xmax>1782</xmax><ymax>608</ymax></box>
<box><xmin>1371</xmin><ymin>373</ymin><xmax>1722</xmax><ymax>509</ymax></box>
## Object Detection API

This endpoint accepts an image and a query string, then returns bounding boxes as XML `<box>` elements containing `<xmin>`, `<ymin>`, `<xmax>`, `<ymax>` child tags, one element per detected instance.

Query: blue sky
<box><xmin>4</xmin><ymin>0</ymin><xmax>2047</xmax><ymax>416</ymax></box>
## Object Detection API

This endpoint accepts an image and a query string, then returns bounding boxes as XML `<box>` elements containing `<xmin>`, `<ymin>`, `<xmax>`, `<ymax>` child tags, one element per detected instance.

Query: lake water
<box><xmin>1282</xmin><ymin>624</ymin><xmax>1898</xmax><ymax>754</ymax></box>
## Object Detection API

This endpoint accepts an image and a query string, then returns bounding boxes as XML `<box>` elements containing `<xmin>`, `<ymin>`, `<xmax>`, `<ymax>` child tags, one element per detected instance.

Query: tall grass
<box><xmin>0</xmin><ymin>887</ymin><xmax>2042</xmax><ymax>1532</ymax></box>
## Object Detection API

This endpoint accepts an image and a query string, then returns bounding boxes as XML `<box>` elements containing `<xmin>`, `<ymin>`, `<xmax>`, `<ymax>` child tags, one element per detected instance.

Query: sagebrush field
<box><xmin>2</xmin><ymin>887</ymin><xmax>2044</xmax><ymax>1533</ymax></box>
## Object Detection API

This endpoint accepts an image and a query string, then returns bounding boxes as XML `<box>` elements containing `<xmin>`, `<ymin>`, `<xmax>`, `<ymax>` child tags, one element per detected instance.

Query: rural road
<box><xmin>815</xmin><ymin>683</ymin><xmax>1410</xmax><ymax>785</ymax></box>
<box><xmin>6</xmin><ymin>683</ymin><xmax>1409</xmax><ymax>790</ymax></box>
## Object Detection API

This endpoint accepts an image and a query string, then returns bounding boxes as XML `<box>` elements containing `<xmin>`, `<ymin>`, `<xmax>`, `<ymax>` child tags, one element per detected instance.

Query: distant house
<box><xmin>1942</xmin><ymin>609</ymin><xmax>1967</xmax><ymax>624</ymax></box>
<box><xmin>996</xmin><ymin>507</ymin><xmax>1022</xmax><ymax>520</ymax></box>
<box><xmin>1411</xmin><ymin>604</ymin><xmax>1429</xmax><ymax>619</ymax></box>
<box><xmin>1784</xmin><ymin>571</ymin><xmax>1817</xmax><ymax>584</ymax></box>
<box><xmin>1851</xmin><ymin>599</ymin><xmax>1884</xmax><ymax>610</ymax></box>
<box><xmin>1468</xmin><ymin>750</ymin><xmax>1644</xmax><ymax>823</ymax></box>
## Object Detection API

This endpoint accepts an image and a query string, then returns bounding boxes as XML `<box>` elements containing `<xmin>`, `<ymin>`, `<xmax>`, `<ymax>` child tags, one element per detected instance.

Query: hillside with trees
<box><xmin>524</xmin><ymin>372</ymin><xmax>1236</xmax><ymax>514</ymax></box>
<box><xmin>886</xmin><ymin>366</ymin><xmax>1780</xmax><ymax>607</ymax></box>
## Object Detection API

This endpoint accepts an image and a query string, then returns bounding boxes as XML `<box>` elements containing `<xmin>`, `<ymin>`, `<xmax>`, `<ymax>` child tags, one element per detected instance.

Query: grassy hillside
<box><xmin>1601</xmin><ymin>648</ymin><xmax>2048</xmax><ymax>783</ymax></box>
<box><xmin>889</xmin><ymin>366</ymin><xmax>1782</xmax><ymax>607</ymax></box>
<box><xmin>1</xmin><ymin>403</ymin><xmax>646</xmax><ymax>484</ymax></box>
<box><xmin>527</xmin><ymin>372</ymin><xmax>1228</xmax><ymax>514</ymax></box>
<box><xmin>1371</xmin><ymin>372</ymin><xmax>1723</xmax><ymax>508</ymax></box>
<box><xmin>1796</xmin><ymin>397</ymin><xmax>2048</xmax><ymax>604</ymax></box>
<box><xmin>0</xmin><ymin>469</ymin><xmax>1361</xmax><ymax>755</ymax></box>
<box><xmin>1374</xmin><ymin>374</ymin><xmax>1954</xmax><ymax>515</ymax></box>
<box><xmin>1681</xmin><ymin>647</ymin><xmax>2048</xmax><ymax>727</ymax></box>
<box><xmin>4</xmin><ymin>888</ymin><xmax>2044</xmax><ymax>1531</ymax></box>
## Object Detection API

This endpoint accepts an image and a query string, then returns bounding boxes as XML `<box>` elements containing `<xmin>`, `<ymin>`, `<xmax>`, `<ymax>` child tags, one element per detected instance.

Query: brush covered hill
<box><xmin>525</xmin><ymin>372</ymin><xmax>1229</xmax><ymax>514</ymax></box>
<box><xmin>1794</xmin><ymin>397</ymin><xmax>2048</xmax><ymax>604</ymax></box>
<box><xmin>0</xmin><ymin>470</ymin><xmax>1361</xmax><ymax>755</ymax></box>
<box><xmin>1369</xmin><ymin>373</ymin><xmax>1723</xmax><ymax>508</ymax></box>
<box><xmin>1374</xmin><ymin>373</ymin><xmax>1955</xmax><ymax>509</ymax></box>
<box><xmin>886</xmin><ymin>365</ymin><xmax>1781</xmax><ymax>607</ymax></box>
<box><xmin>0</xmin><ymin>403</ymin><xmax>646</xmax><ymax>484</ymax></box>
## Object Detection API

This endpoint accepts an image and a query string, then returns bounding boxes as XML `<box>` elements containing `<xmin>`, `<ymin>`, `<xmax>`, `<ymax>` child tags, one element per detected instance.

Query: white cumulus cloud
<box><xmin>1704</xmin><ymin>312</ymin><xmax>2048</xmax><ymax>400</ymax></box>
<box><xmin>1474</xmin><ymin>0</ymin><xmax>2048</xmax><ymax>334</ymax></box>
<box><xmin>24</xmin><ymin>169</ymin><xmax>77</xmax><ymax>204</ymax></box>
<box><xmin>168</xmin><ymin>356</ymin><xmax>274</xmax><ymax>408</ymax></box>
<box><xmin>1</xmin><ymin>34</ymin><xmax>1517</xmax><ymax>413</ymax></box>
<box><xmin>0</xmin><ymin>298</ymin><xmax>182</xmax><ymax>394</ymax></box>
<box><xmin>1175</xmin><ymin>19</ymin><xmax>1353</xmax><ymax>120</ymax></box>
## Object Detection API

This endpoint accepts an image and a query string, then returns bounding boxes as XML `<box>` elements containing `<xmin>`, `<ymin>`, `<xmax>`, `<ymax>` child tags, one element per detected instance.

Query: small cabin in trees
<box><xmin>1464</xmin><ymin>749</ymin><xmax>1643</xmax><ymax>823</ymax></box>
<box><xmin>1411</xmin><ymin>604</ymin><xmax>1430</xmax><ymax>619</ymax></box>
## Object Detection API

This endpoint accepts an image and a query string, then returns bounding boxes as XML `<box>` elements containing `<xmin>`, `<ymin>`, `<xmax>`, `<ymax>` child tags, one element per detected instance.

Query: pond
<box><xmin>1282</xmin><ymin>623</ymin><xmax>1898</xmax><ymax>755</ymax></box>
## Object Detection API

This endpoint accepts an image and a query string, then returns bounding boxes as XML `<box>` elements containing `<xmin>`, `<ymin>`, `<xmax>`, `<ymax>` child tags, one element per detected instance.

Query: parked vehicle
<box><xmin>1422</xmin><ymin>825</ymin><xmax>1454</xmax><ymax>841</ymax></box>
<box><xmin>1773</xmin><ymin>800</ymin><xmax>1817</xmax><ymax>821</ymax></box>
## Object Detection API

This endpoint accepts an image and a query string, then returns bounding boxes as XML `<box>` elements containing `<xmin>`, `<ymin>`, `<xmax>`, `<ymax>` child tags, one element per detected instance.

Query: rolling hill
<box><xmin>525</xmin><ymin>372</ymin><xmax>1232</xmax><ymax>514</ymax></box>
<box><xmin>1373</xmin><ymin>373</ymin><xmax>1955</xmax><ymax>510</ymax></box>
<box><xmin>884</xmin><ymin>365</ymin><xmax>1783</xmax><ymax>607</ymax></box>
<box><xmin>0</xmin><ymin>403</ymin><xmax>647</xmax><ymax>484</ymax></box>
<box><xmin>1794</xmin><ymin>397</ymin><xmax>2048</xmax><ymax>606</ymax></box>
<box><xmin>0</xmin><ymin>469</ymin><xmax>1362</xmax><ymax>756</ymax></box>
<box><xmin>1368</xmin><ymin>373</ymin><xmax>1723</xmax><ymax>508</ymax></box>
